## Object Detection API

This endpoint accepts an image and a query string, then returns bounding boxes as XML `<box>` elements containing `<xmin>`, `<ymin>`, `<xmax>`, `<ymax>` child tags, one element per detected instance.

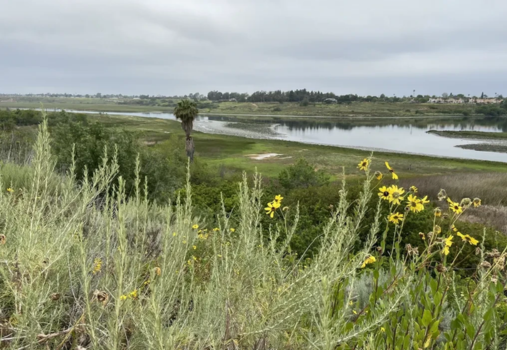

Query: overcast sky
<box><xmin>1</xmin><ymin>0</ymin><xmax>507</xmax><ymax>96</ymax></box>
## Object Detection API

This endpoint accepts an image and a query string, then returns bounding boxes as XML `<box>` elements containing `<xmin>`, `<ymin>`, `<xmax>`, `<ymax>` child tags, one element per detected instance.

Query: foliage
<box><xmin>51</xmin><ymin>119</ymin><xmax>185</xmax><ymax>202</ymax></box>
<box><xmin>476</xmin><ymin>104</ymin><xmax>507</xmax><ymax>117</ymax></box>
<box><xmin>1</xmin><ymin>115</ymin><xmax>507</xmax><ymax>349</ymax></box>
<box><xmin>278</xmin><ymin>158</ymin><xmax>330</xmax><ymax>191</ymax></box>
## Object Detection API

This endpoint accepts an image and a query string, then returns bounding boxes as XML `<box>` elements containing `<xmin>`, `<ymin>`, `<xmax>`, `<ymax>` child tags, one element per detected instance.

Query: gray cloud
<box><xmin>1</xmin><ymin>0</ymin><xmax>507</xmax><ymax>95</ymax></box>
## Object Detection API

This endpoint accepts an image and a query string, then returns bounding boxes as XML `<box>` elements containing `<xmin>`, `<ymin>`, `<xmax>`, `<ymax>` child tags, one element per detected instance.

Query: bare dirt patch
<box><xmin>247</xmin><ymin>153</ymin><xmax>282</xmax><ymax>160</ymax></box>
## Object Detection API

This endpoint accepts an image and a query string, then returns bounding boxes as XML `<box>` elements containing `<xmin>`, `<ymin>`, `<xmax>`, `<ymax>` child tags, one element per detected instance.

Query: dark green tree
<box><xmin>174</xmin><ymin>99</ymin><xmax>199</xmax><ymax>161</ymax></box>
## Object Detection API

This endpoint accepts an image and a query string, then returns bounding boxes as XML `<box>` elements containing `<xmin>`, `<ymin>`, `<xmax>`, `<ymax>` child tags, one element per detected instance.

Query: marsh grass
<box><xmin>401</xmin><ymin>173</ymin><xmax>507</xmax><ymax>206</ymax></box>
<box><xmin>1</xmin><ymin>114</ymin><xmax>506</xmax><ymax>349</ymax></box>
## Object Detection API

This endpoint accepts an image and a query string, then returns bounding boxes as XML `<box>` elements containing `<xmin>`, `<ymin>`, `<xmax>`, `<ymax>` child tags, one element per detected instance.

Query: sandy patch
<box><xmin>247</xmin><ymin>153</ymin><xmax>282</xmax><ymax>160</ymax></box>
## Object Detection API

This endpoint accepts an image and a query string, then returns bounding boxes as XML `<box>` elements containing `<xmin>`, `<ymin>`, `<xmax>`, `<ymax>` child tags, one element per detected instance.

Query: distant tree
<box><xmin>174</xmin><ymin>100</ymin><xmax>199</xmax><ymax>162</ymax></box>
<box><xmin>442</xmin><ymin>93</ymin><xmax>449</xmax><ymax>99</ymax></box>
<box><xmin>481</xmin><ymin>92</ymin><xmax>485</xmax><ymax>98</ymax></box>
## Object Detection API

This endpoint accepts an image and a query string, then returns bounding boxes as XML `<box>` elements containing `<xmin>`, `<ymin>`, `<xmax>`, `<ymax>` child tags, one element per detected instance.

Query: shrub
<box><xmin>0</xmin><ymin>115</ymin><xmax>506</xmax><ymax>349</ymax></box>
<box><xmin>278</xmin><ymin>158</ymin><xmax>330</xmax><ymax>191</ymax></box>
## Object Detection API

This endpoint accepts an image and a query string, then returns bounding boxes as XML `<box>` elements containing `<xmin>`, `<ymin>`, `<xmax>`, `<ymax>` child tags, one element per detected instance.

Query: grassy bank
<box><xmin>89</xmin><ymin>114</ymin><xmax>507</xmax><ymax>179</ymax></box>
<box><xmin>2</xmin><ymin>97</ymin><xmax>478</xmax><ymax>118</ymax></box>
<box><xmin>201</xmin><ymin>101</ymin><xmax>476</xmax><ymax>118</ymax></box>
<box><xmin>428</xmin><ymin>130</ymin><xmax>507</xmax><ymax>140</ymax></box>
<box><xmin>457</xmin><ymin>143</ymin><xmax>507</xmax><ymax>153</ymax></box>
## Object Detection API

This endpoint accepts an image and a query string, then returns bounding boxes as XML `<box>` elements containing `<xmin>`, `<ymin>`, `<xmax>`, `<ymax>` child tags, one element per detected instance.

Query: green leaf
<box><xmin>422</xmin><ymin>309</ymin><xmax>433</xmax><ymax>327</ymax></box>
<box><xmin>483</xmin><ymin>308</ymin><xmax>494</xmax><ymax>323</ymax></box>
<box><xmin>430</xmin><ymin>278</ymin><xmax>438</xmax><ymax>294</ymax></box>
<box><xmin>466</xmin><ymin>323</ymin><xmax>475</xmax><ymax>339</ymax></box>
<box><xmin>430</xmin><ymin>320</ymin><xmax>440</xmax><ymax>335</ymax></box>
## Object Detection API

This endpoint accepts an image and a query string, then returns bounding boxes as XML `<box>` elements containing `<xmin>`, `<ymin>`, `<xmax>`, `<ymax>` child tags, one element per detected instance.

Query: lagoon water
<box><xmin>40</xmin><ymin>109</ymin><xmax>507</xmax><ymax>163</ymax></box>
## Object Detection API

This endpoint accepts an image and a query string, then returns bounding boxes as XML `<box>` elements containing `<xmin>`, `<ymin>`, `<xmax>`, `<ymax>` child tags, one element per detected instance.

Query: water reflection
<box><xmin>23</xmin><ymin>109</ymin><xmax>507</xmax><ymax>162</ymax></box>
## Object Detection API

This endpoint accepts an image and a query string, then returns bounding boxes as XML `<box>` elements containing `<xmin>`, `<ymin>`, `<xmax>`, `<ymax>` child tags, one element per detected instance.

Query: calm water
<box><xmin>41</xmin><ymin>109</ymin><xmax>507</xmax><ymax>163</ymax></box>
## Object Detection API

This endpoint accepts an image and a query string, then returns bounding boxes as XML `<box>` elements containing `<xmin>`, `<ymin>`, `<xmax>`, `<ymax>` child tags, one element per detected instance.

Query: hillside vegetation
<box><xmin>0</xmin><ymin>112</ymin><xmax>507</xmax><ymax>349</ymax></box>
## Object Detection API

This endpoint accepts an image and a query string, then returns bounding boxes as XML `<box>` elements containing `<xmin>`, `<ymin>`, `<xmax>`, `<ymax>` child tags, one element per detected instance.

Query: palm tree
<box><xmin>174</xmin><ymin>99</ymin><xmax>199</xmax><ymax>161</ymax></box>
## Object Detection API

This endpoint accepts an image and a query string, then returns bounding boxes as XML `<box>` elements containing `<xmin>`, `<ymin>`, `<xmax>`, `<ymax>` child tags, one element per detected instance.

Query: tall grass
<box><xmin>1</xmin><ymin>115</ymin><xmax>506</xmax><ymax>349</ymax></box>
<box><xmin>402</xmin><ymin>173</ymin><xmax>507</xmax><ymax>206</ymax></box>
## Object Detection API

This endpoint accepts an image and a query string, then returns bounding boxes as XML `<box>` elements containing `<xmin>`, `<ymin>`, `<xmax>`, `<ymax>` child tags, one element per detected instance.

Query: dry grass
<box><xmin>460</xmin><ymin>205</ymin><xmax>507</xmax><ymax>233</ymax></box>
<box><xmin>400</xmin><ymin>173</ymin><xmax>507</xmax><ymax>206</ymax></box>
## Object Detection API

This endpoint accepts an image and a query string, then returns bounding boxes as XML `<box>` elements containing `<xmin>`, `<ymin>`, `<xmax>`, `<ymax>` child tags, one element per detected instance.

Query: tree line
<box><xmin>206</xmin><ymin>90</ymin><xmax>434</xmax><ymax>103</ymax></box>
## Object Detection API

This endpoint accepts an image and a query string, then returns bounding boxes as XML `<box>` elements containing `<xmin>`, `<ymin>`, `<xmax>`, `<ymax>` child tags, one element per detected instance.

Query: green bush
<box><xmin>51</xmin><ymin>120</ymin><xmax>186</xmax><ymax>202</ymax></box>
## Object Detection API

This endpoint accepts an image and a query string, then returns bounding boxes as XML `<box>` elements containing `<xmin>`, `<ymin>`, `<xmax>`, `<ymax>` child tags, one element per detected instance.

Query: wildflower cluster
<box><xmin>120</xmin><ymin>289</ymin><xmax>138</xmax><ymax>301</ymax></box>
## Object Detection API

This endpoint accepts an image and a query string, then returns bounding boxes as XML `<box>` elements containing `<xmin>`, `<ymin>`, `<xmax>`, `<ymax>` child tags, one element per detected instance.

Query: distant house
<box><xmin>229</xmin><ymin>98</ymin><xmax>237</xmax><ymax>102</ymax></box>
<box><xmin>475</xmin><ymin>98</ymin><xmax>502</xmax><ymax>104</ymax></box>
<box><xmin>323</xmin><ymin>98</ymin><xmax>337</xmax><ymax>104</ymax></box>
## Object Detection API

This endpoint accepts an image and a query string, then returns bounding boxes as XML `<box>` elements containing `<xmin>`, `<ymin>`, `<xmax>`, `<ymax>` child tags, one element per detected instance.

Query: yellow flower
<box><xmin>192</xmin><ymin>224</ymin><xmax>199</xmax><ymax>229</ymax></box>
<box><xmin>193</xmin><ymin>245</ymin><xmax>197</xmax><ymax>250</ymax></box>
<box><xmin>421</xmin><ymin>196</ymin><xmax>430</xmax><ymax>204</ymax></box>
<box><xmin>388</xmin><ymin>185</ymin><xmax>405</xmax><ymax>205</ymax></box>
<box><xmin>447</xmin><ymin>197</ymin><xmax>462</xmax><ymax>214</ymax></box>
<box><xmin>6</xmin><ymin>188</ymin><xmax>14</xmax><ymax>193</ymax></box>
<box><xmin>274</xmin><ymin>195</ymin><xmax>283</xmax><ymax>203</ymax></box>
<box><xmin>192</xmin><ymin>256</ymin><xmax>198</xmax><ymax>261</ymax></box>
<box><xmin>407</xmin><ymin>194</ymin><xmax>424</xmax><ymax>213</ymax></box>
<box><xmin>410</xmin><ymin>186</ymin><xmax>418</xmax><ymax>193</ymax></box>
<box><xmin>353</xmin><ymin>310</ymin><xmax>358</xmax><ymax>315</ymax></box>
<box><xmin>378</xmin><ymin>186</ymin><xmax>392</xmax><ymax>201</ymax></box>
<box><xmin>443</xmin><ymin>246</ymin><xmax>450</xmax><ymax>255</ymax></box>
<box><xmin>457</xmin><ymin>232</ymin><xmax>479</xmax><ymax>246</ymax></box>
<box><xmin>230</xmin><ymin>228</ymin><xmax>235</xmax><ymax>233</ymax></box>
<box><xmin>443</xmin><ymin>235</ymin><xmax>453</xmax><ymax>255</ymax></box>
<box><xmin>154</xmin><ymin>267</ymin><xmax>161</xmax><ymax>276</ymax></box>
<box><xmin>381</xmin><ymin>327</ymin><xmax>386</xmax><ymax>332</ymax></box>
<box><xmin>388</xmin><ymin>212</ymin><xmax>404</xmax><ymax>225</ymax></box>
<box><xmin>129</xmin><ymin>289</ymin><xmax>138</xmax><ymax>299</ymax></box>
<box><xmin>92</xmin><ymin>258</ymin><xmax>102</xmax><ymax>275</ymax></box>
<box><xmin>217</xmin><ymin>254</ymin><xmax>222</xmax><ymax>258</ymax></box>
<box><xmin>451</xmin><ymin>225</ymin><xmax>458</xmax><ymax>232</ymax></box>
<box><xmin>419</xmin><ymin>232</ymin><xmax>426</xmax><ymax>240</ymax></box>
<box><xmin>265</xmin><ymin>202</ymin><xmax>277</xmax><ymax>218</ymax></box>
<box><xmin>434</xmin><ymin>208</ymin><xmax>442</xmax><ymax>217</ymax></box>
<box><xmin>120</xmin><ymin>295</ymin><xmax>127</xmax><ymax>301</ymax></box>
<box><xmin>172</xmin><ymin>232</ymin><xmax>177</xmax><ymax>237</ymax></box>
<box><xmin>385</xmin><ymin>162</ymin><xmax>399</xmax><ymax>180</ymax></box>
<box><xmin>213</xmin><ymin>227</ymin><xmax>219</xmax><ymax>232</ymax></box>
<box><xmin>361</xmin><ymin>255</ymin><xmax>376</xmax><ymax>268</ymax></box>
<box><xmin>434</xmin><ymin>225</ymin><xmax>442</xmax><ymax>234</ymax></box>
<box><xmin>358</xmin><ymin>158</ymin><xmax>370</xmax><ymax>171</ymax></box>
<box><xmin>473</xmin><ymin>198</ymin><xmax>481</xmax><ymax>208</ymax></box>
<box><xmin>182</xmin><ymin>240</ymin><xmax>187</xmax><ymax>244</ymax></box>
<box><xmin>374</xmin><ymin>171</ymin><xmax>383</xmax><ymax>180</ymax></box>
